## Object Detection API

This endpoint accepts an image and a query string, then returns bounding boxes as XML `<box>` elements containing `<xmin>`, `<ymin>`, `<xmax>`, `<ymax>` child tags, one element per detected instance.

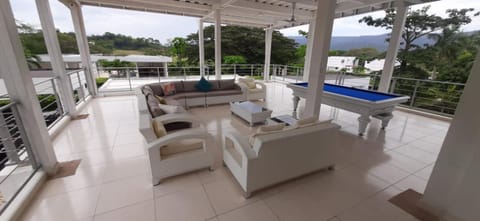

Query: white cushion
<box><xmin>158</xmin><ymin>104</ymin><xmax>186</xmax><ymax>114</ymax></box>
<box><xmin>248</xmin><ymin>123</ymin><xmax>286</xmax><ymax>146</ymax></box>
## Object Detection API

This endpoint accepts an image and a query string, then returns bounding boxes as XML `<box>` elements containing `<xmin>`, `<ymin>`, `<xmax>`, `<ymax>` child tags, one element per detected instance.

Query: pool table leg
<box><xmin>357</xmin><ymin>115</ymin><xmax>371</xmax><ymax>136</ymax></box>
<box><xmin>292</xmin><ymin>96</ymin><xmax>300</xmax><ymax>112</ymax></box>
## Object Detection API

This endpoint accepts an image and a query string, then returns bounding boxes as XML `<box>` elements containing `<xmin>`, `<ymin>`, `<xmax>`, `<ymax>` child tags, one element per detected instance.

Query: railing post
<box><xmin>50</xmin><ymin>78</ymin><xmax>64</xmax><ymax>115</ymax></box>
<box><xmin>157</xmin><ymin>67</ymin><xmax>161</xmax><ymax>82</ymax></box>
<box><xmin>127</xmin><ymin>68</ymin><xmax>132</xmax><ymax>90</ymax></box>
<box><xmin>410</xmin><ymin>80</ymin><xmax>420</xmax><ymax>106</ymax></box>
<box><xmin>389</xmin><ymin>78</ymin><xmax>397</xmax><ymax>94</ymax></box>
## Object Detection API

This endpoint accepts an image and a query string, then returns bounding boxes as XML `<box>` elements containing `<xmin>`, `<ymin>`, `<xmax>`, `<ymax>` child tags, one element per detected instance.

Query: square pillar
<box><xmin>420</xmin><ymin>51</ymin><xmax>480</xmax><ymax>220</ymax></box>
<box><xmin>304</xmin><ymin>0</ymin><xmax>336</xmax><ymax>118</ymax></box>
<box><xmin>198</xmin><ymin>19</ymin><xmax>205</xmax><ymax>77</ymax></box>
<box><xmin>0</xmin><ymin>0</ymin><xmax>58</xmax><ymax>174</ymax></box>
<box><xmin>214</xmin><ymin>8</ymin><xmax>222</xmax><ymax>80</ymax></box>
<box><xmin>35</xmin><ymin>0</ymin><xmax>78</xmax><ymax>115</ymax></box>
<box><xmin>264</xmin><ymin>28</ymin><xmax>273</xmax><ymax>81</ymax></box>
<box><xmin>60</xmin><ymin>0</ymin><xmax>97</xmax><ymax>96</ymax></box>
<box><xmin>378</xmin><ymin>1</ymin><xmax>407</xmax><ymax>92</ymax></box>
<box><xmin>302</xmin><ymin>18</ymin><xmax>315</xmax><ymax>82</ymax></box>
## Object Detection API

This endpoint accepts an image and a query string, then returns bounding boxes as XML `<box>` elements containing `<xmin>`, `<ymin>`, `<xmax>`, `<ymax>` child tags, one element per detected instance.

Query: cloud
<box><xmin>10</xmin><ymin>0</ymin><xmax>480</xmax><ymax>44</ymax></box>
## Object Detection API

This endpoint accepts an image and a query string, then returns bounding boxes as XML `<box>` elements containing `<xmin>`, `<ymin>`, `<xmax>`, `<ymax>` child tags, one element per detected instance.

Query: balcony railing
<box><xmin>67</xmin><ymin>69</ymin><xmax>91</xmax><ymax>104</ymax></box>
<box><xmin>96</xmin><ymin>64</ymin><xmax>466</xmax><ymax>116</ymax></box>
<box><xmin>0</xmin><ymin>102</ymin><xmax>39</xmax><ymax>214</ymax></box>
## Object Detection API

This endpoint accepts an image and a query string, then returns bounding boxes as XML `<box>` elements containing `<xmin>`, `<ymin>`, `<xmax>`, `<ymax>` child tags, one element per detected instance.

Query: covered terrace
<box><xmin>0</xmin><ymin>0</ymin><xmax>479</xmax><ymax>220</ymax></box>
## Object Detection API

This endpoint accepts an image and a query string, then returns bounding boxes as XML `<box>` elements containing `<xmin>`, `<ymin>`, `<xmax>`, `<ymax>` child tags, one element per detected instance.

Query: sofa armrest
<box><xmin>153</xmin><ymin>113</ymin><xmax>201</xmax><ymax>128</ymax></box>
<box><xmin>223</xmin><ymin>132</ymin><xmax>257</xmax><ymax>160</ymax></box>
<box><xmin>236</xmin><ymin>82</ymin><xmax>249</xmax><ymax>92</ymax></box>
<box><xmin>147</xmin><ymin>127</ymin><xmax>211</xmax><ymax>152</ymax></box>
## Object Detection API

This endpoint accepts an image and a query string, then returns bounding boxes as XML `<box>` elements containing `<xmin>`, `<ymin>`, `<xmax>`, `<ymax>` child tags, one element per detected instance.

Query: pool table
<box><xmin>287</xmin><ymin>82</ymin><xmax>409</xmax><ymax>135</ymax></box>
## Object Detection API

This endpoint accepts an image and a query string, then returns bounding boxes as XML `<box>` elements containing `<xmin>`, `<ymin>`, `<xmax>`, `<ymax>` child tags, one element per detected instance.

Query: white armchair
<box><xmin>223</xmin><ymin>121</ymin><xmax>341</xmax><ymax>197</ymax></box>
<box><xmin>237</xmin><ymin>78</ymin><xmax>267</xmax><ymax>101</ymax></box>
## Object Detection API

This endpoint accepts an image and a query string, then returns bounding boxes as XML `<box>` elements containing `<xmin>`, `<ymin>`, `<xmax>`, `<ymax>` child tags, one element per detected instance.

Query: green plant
<box><xmin>96</xmin><ymin>77</ymin><xmax>109</xmax><ymax>88</ymax></box>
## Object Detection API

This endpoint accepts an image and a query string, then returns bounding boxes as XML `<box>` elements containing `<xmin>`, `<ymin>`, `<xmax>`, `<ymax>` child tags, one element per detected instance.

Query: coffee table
<box><xmin>230</xmin><ymin>101</ymin><xmax>272</xmax><ymax>126</ymax></box>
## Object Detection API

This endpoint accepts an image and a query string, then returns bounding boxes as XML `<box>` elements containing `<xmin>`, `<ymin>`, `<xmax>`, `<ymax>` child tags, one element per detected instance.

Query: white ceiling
<box><xmin>78</xmin><ymin>0</ymin><xmax>437</xmax><ymax>29</ymax></box>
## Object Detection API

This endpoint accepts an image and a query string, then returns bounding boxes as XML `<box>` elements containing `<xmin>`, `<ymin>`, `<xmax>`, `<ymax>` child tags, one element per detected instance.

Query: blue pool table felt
<box><xmin>293</xmin><ymin>82</ymin><xmax>398</xmax><ymax>102</ymax></box>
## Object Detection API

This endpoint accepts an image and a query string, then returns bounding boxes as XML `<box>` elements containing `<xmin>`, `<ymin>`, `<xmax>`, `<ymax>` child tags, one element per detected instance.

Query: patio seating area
<box><xmin>19</xmin><ymin>82</ymin><xmax>447</xmax><ymax>221</ymax></box>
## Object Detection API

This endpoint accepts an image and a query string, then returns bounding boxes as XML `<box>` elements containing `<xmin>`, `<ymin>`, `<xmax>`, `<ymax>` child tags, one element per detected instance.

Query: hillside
<box><xmin>289</xmin><ymin>34</ymin><xmax>434</xmax><ymax>52</ymax></box>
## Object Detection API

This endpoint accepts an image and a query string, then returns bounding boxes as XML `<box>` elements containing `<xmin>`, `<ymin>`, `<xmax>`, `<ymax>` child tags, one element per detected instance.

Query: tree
<box><xmin>223</xmin><ymin>55</ymin><xmax>246</xmax><ymax>64</ymax></box>
<box><xmin>359</xmin><ymin>6</ymin><xmax>477</xmax><ymax>78</ymax></box>
<box><xmin>168</xmin><ymin>37</ymin><xmax>187</xmax><ymax>66</ymax></box>
<box><xmin>183</xmin><ymin>25</ymin><xmax>297</xmax><ymax>65</ymax></box>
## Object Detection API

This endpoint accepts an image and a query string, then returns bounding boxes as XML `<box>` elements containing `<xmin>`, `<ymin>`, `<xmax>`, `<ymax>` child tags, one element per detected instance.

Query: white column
<box><xmin>0</xmin><ymin>0</ymin><xmax>58</xmax><ymax>174</ymax></box>
<box><xmin>198</xmin><ymin>19</ymin><xmax>205</xmax><ymax>77</ymax></box>
<box><xmin>264</xmin><ymin>28</ymin><xmax>273</xmax><ymax>81</ymax></box>
<box><xmin>303</xmin><ymin>0</ymin><xmax>336</xmax><ymax>118</ymax></box>
<box><xmin>378</xmin><ymin>1</ymin><xmax>407</xmax><ymax>92</ymax></box>
<box><xmin>35</xmin><ymin>0</ymin><xmax>78</xmax><ymax>116</ymax></box>
<box><xmin>214</xmin><ymin>8</ymin><xmax>222</xmax><ymax>80</ymax></box>
<box><xmin>302</xmin><ymin>18</ymin><xmax>315</xmax><ymax>82</ymax></box>
<box><xmin>420</xmin><ymin>51</ymin><xmax>480</xmax><ymax>220</ymax></box>
<box><xmin>164</xmin><ymin>62</ymin><xmax>169</xmax><ymax>77</ymax></box>
<box><xmin>61</xmin><ymin>0</ymin><xmax>97</xmax><ymax>95</ymax></box>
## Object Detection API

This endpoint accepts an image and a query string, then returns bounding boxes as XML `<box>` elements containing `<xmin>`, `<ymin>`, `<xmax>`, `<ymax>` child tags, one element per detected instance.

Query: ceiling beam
<box><xmin>229</xmin><ymin>0</ymin><xmax>314</xmax><ymax>18</ymax></box>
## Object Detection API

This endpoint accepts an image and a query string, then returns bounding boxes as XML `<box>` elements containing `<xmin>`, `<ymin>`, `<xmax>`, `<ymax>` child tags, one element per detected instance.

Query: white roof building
<box><xmin>365</xmin><ymin>58</ymin><xmax>401</xmax><ymax>73</ymax></box>
<box><xmin>326</xmin><ymin>56</ymin><xmax>358</xmax><ymax>72</ymax></box>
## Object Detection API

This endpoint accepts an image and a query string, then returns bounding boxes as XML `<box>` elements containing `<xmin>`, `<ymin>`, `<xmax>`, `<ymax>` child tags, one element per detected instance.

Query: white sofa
<box><xmin>137</xmin><ymin>92</ymin><xmax>215</xmax><ymax>185</ymax></box>
<box><xmin>222</xmin><ymin>121</ymin><xmax>341</xmax><ymax>197</ymax></box>
<box><xmin>237</xmin><ymin>78</ymin><xmax>267</xmax><ymax>101</ymax></box>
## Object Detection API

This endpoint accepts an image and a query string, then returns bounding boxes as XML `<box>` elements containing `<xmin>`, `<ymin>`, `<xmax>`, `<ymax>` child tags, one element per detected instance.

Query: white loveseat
<box><xmin>222</xmin><ymin>121</ymin><xmax>341</xmax><ymax>197</ymax></box>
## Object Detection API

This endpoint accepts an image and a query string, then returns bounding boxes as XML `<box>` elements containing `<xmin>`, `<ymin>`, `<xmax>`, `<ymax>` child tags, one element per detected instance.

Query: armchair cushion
<box><xmin>152</xmin><ymin>118</ymin><xmax>168</xmax><ymax>138</ymax></box>
<box><xmin>160</xmin><ymin>139</ymin><xmax>204</xmax><ymax>157</ymax></box>
<box><xmin>219</xmin><ymin>79</ymin><xmax>235</xmax><ymax>89</ymax></box>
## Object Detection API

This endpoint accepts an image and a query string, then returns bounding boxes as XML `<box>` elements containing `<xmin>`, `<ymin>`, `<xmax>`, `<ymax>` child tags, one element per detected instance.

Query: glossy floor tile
<box><xmin>19</xmin><ymin>82</ymin><xmax>450</xmax><ymax>221</ymax></box>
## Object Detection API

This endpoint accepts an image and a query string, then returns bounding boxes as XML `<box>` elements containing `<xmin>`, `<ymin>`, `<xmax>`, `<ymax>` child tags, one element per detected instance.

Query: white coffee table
<box><xmin>230</xmin><ymin>101</ymin><xmax>272</xmax><ymax>126</ymax></box>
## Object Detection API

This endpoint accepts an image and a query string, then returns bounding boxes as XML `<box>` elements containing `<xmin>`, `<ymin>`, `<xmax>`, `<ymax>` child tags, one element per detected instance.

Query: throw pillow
<box><xmin>161</xmin><ymin>82</ymin><xmax>176</xmax><ymax>96</ymax></box>
<box><xmin>155</xmin><ymin>95</ymin><xmax>167</xmax><ymax>104</ymax></box>
<box><xmin>147</xmin><ymin>94</ymin><xmax>165</xmax><ymax>117</ymax></box>
<box><xmin>158</xmin><ymin>104</ymin><xmax>186</xmax><ymax>114</ymax></box>
<box><xmin>196</xmin><ymin>77</ymin><xmax>212</xmax><ymax>92</ymax></box>
<box><xmin>151</xmin><ymin>118</ymin><xmax>167</xmax><ymax>138</ymax></box>
<box><xmin>246</xmin><ymin>81</ymin><xmax>257</xmax><ymax>89</ymax></box>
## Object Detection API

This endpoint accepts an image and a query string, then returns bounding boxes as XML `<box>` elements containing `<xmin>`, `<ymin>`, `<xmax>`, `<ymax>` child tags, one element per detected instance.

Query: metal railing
<box><xmin>33</xmin><ymin>77</ymin><xmax>66</xmax><ymax>128</ymax></box>
<box><xmin>96</xmin><ymin>64</ymin><xmax>466</xmax><ymax>116</ymax></box>
<box><xmin>0</xmin><ymin>101</ymin><xmax>39</xmax><ymax>214</ymax></box>
<box><xmin>67</xmin><ymin>69</ymin><xmax>90</xmax><ymax>104</ymax></box>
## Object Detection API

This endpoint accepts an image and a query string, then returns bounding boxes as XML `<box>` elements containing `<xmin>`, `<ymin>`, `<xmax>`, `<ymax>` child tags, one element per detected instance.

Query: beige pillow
<box><xmin>248</xmin><ymin>123</ymin><xmax>286</xmax><ymax>146</ymax></box>
<box><xmin>155</xmin><ymin>95</ymin><xmax>167</xmax><ymax>104</ymax></box>
<box><xmin>246</xmin><ymin>81</ymin><xmax>257</xmax><ymax>89</ymax></box>
<box><xmin>152</xmin><ymin>118</ymin><xmax>167</xmax><ymax>138</ymax></box>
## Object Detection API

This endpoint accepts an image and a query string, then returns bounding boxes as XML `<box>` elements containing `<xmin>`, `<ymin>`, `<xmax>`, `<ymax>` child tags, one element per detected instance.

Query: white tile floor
<box><xmin>19</xmin><ymin>82</ymin><xmax>450</xmax><ymax>221</ymax></box>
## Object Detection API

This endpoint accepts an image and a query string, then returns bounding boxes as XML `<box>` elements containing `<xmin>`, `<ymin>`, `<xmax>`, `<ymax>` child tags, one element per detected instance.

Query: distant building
<box><xmin>37</xmin><ymin>54</ymin><xmax>173</xmax><ymax>77</ymax></box>
<box><xmin>326</xmin><ymin>56</ymin><xmax>358</xmax><ymax>72</ymax></box>
<box><xmin>364</xmin><ymin>59</ymin><xmax>400</xmax><ymax>73</ymax></box>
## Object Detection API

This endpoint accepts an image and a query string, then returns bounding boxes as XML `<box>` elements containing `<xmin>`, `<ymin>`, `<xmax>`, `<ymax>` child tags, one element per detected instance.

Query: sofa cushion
<box><xmin>160</xmin><ymin>139</ymin><xmax>203</xmax><ymax>157</ymax></box>
<box><xmin>152</xmin><ymin>118</ymin><xmax>168</xmax><ymax>138</ymax></box>
<box><xmin>165</xmin><ymin>98</ymin><xmax>181</xmax><ymax>106</ymax></box>
<box><xmin>161</xmin><ymin>82</ymin><xmax>177</xmax><ymax>95</ymax></box>
<box><xmin>147</xmin><ymin>94</ymin><xmax>165</xmax><ymax>117</ymax></box>
<box><xmin>219</xmin><ymin>79</ymin><xmax>235</xmax><ymax>90</ymax></box>
<box><xmin>183</xmin><ymin>92</ymin><xmax>206</xmax><ymax>98</ymax></box>
<box><xmin>206</xmin><ymin>90</ymin><xmax>242</xmax><ymax>97</ymax></box>
<box><xmin>209</xmin><ymin>80</ymin><xmax>221</xmax><ymax>91</ymax></box>
<box><xmin>147</xmin><ymin>83</ymin><xmax>164</xmax><ymax>96</ymax></box>
<box><xmin>196</xmin><ymin>77</ymin><xmax>212</xmax><ymax>92</ymax></box>
<box><xmin>173</xmin><ymin>81</ymin><xmax>184</xmax><ymax>93</ymax></box>
<box><xmin>183</xmin><ymin>80</ymin><xmax>198</xmax><ymax>92</ymax></box>
<box><xmin>158</xmin><ymin>104</ymin><xmax>186</xmax><ymax>114</ymax></box>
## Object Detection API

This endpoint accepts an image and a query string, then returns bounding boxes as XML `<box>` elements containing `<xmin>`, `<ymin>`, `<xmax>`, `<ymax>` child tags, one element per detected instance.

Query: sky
<box><xmin>10</xmin><ymin>0</ymin><xmax>480</xmax><ymax>45</ymax></box>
